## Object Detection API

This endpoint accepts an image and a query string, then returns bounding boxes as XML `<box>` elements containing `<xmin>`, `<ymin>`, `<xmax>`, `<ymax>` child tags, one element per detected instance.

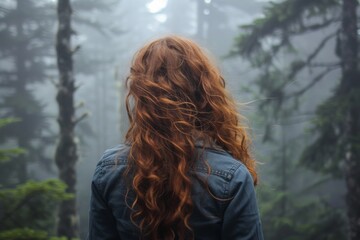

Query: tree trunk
<box><xmin>55</xmin><ymin>0</ymin><xmax>79</xmax><ymax>238</ymax></box>
<box><xmin>340</xmin><ymin>0</ymin><xmax>360</xmax><ymax>239</ymax></box>
<box><xmin>14</xmin><ymin>0</ymin><xmax>28</xmax><ymax>183</ymax></box>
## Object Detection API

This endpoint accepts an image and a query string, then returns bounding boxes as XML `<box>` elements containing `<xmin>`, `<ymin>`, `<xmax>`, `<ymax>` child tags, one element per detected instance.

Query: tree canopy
<box><xmin>233</xmin><ymin>0</ymin><xmax>359</xmax><ymax>239</ymax></box>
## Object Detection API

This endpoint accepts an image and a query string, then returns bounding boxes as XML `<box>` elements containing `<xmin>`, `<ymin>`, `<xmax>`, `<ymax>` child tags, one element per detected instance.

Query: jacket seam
<box><xmin>221</xmin><ymin>162</ymin><xmax>243</xmax><ymax>213</ymax></box>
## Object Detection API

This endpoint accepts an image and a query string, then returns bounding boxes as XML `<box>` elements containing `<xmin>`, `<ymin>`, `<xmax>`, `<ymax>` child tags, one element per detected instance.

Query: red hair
<box><xmin>125</xmin><ymin>36</ymin><xmax>257</xmax><ymax>240</ymax></box>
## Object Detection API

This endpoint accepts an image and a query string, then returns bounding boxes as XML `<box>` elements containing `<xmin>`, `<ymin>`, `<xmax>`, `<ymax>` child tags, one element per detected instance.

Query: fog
<box><xmin>0</xmin><ymin>0</ymin><xmax>354</xmax><ymax>239</ymax></box>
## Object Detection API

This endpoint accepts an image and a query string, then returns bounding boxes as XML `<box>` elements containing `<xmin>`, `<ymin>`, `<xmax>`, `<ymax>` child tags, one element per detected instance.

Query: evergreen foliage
<box><xmin>233</xmin><ymin>0</ymin><xmax>359</xmax><ymax>238</ymax></box>
<box><xmin>259</xmin><ymin>184</ymin><xmax>345</xmax><ymax>240</ymax></box>
<box><xmin>0</xmin><ymin>180</ymin><xmax>72</xmax><ymax>232</ymax></box>
<box><xmin>0</xmin><ymin>119</ymin><xmax>76</xmax><ymax>240</ymax></box>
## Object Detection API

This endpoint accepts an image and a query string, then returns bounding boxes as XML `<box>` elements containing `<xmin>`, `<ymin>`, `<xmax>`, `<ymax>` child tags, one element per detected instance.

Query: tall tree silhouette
<box><xmin>55</xmin><ymin>0</ymin><xmax>80</xmax><ymax>237</ymax></box>
<box><xmin>0</xmin><ymin>0</ymin><xmax>54</xmax><ymax>184</ymax></box>
<box><xmin>233</xmin><ymin>0</ymin><xmax>359</xmax><ymax>238</ymax></box>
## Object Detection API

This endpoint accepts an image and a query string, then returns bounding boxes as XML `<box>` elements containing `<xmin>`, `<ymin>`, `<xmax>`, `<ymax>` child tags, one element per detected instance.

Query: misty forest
<box><xmin>0</xmin><ymin>0</ymin><xmax>359</xmax><ymax>239</ymax></box>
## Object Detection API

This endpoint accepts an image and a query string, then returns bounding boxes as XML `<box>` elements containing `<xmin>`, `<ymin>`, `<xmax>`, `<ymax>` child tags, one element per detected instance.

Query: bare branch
<box><xmin>292</xmin><ymin>17</ymin><xmax>340</xmax><ymax>35</ymax></box>
<box><xmin>74</xmin><ymin>112</ymin><xmax>89</xmax><ymax>125</ymax></box>
<box><xmin>306</xmin><ymin>31</ymin><xmax>338</xmax><ymax>65</ymax></box>
<box><xmin>287</xmin><ymin>66</ymin><xmax>340</xmax><ymax>98</ymax></box>
<box><xmin>309</xmin><ymin>62</ymin><xmax>341</xmax><ymax>68</ymax></box>
<box><xmin>74</xmin><ymin>82</ymin><xmax>84</xmax><ymax>92</ymax></box>
<box><xmin>287</xmin><ymin>31</ymin><xmax>338</xmax><ymax>80</ymax></box>
<box><xmin>71</xmin><ymin>45</ymin><xmax>81</xmax><ymax>55</ymax></box>
<box><xmin>75</xmin><ymin>101</ymin><xmax>85</xmax><ymax>109</ymax></box>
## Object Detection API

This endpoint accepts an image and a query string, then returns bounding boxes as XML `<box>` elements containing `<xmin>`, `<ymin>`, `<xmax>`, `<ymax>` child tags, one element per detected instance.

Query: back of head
<box><xmin>125</xmin><ymin>36</ymin><xmax>257</xmax><ymax>240</ymax></box>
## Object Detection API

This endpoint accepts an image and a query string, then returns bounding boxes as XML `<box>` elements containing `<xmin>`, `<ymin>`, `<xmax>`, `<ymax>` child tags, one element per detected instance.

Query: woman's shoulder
<box><xmin>92</xmin><ymin>144</ymin><xmax>130</xmax><ymax>182</ymax></box>
<box><xmin>97</xmin><ymin>144</ymin><xmax>131</xmax><ymax>166</ymax></box>
<box><xmin>194</xmin><ymin>146</ymin><xmax>252</xmax><ymax>184</ymax></box>
<box><xmin>91</xmin><ymin>144</ymin><xmax>131</xmax><ymax>193</ymax></box>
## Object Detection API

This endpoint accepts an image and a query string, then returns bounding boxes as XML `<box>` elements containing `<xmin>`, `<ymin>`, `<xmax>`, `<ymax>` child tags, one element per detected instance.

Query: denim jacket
<box><xmin>88</xmin><ymin>144</ymin><xmax>264</xmax><ymax>240</ymax></box>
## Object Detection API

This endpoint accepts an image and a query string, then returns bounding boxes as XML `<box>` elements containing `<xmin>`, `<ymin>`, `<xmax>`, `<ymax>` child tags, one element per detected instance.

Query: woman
<box><xmin>88</xmin><ymin>36</ymin><xmax>264</xmax><ymax>240</ymax></box>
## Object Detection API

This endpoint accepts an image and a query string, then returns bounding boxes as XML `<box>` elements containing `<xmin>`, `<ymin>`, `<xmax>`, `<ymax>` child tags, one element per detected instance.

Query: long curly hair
<box><xmin>124</xmin><ymin>36</ymin><xmax>257</xmax><ymax>240</ymax></box>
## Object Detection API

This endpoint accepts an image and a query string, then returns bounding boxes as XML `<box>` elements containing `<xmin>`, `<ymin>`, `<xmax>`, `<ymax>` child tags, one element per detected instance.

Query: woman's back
<box><xmin>89</xmin><ymin>144</ymin><xmax>263</xmax><ymax>240</ymax></box>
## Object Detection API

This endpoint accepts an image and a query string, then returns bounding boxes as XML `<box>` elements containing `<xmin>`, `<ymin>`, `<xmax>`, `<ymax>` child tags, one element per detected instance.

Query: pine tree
<box><xmin>232</xmin><ymin>0</ymin><xmax>359</xmax><ymax>238</ymax></box>
<box><xmin>0</xmin><ymin>0</ymin><xmax>55</xmax><ymax>184</ymax></box>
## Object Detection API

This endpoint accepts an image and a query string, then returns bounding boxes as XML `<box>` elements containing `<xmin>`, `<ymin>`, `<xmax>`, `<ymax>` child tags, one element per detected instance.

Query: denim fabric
<box><xmin>88</xmin><ymin>144</ymin><xmax>264</xmax><ymax>240</ymax></box>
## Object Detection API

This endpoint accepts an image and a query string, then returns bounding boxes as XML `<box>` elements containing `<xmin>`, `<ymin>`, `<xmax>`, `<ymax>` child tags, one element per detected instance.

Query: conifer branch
<box><xmin>0</xmin><ymin>191</ymin><xmax>41</xmax><ymax>225</ymax></box>
<box><xmin>287</xmin><ymin>66</ymin><xmax>340</xmax><ymax>98</ymax></box>
<box><xmin>306</xmin><ymin>31</ymin><xmax>338</xmax><ymax>65</ymax></box>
